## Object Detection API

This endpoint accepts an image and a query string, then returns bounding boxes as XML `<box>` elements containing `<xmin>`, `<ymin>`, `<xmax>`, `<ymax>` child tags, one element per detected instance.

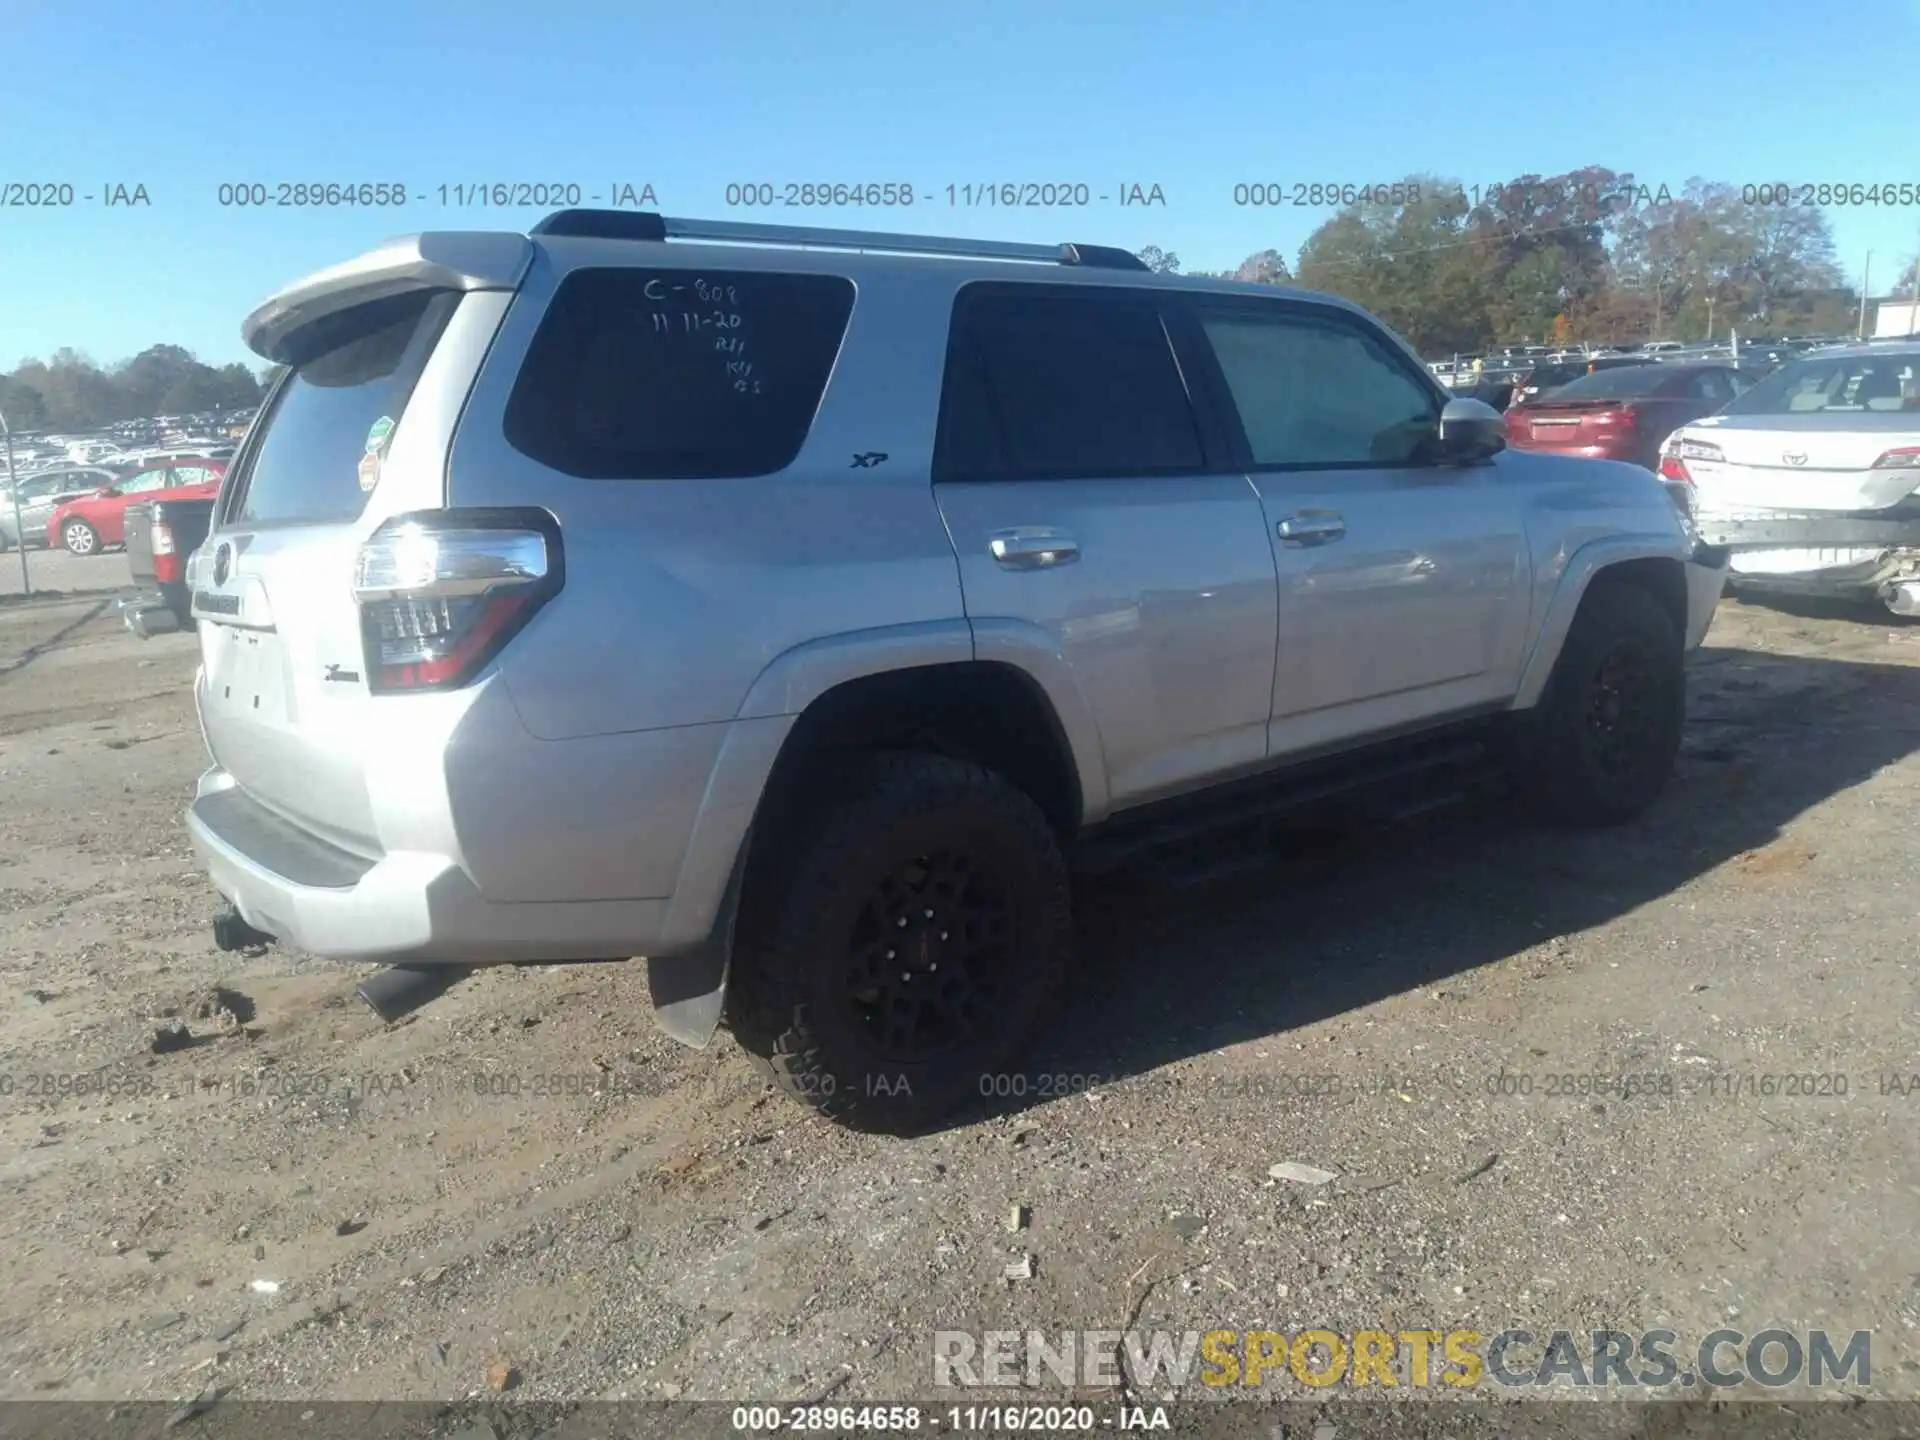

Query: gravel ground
<box><xmin>1</xmin><ymin>590</ymin><xmax>1918</xmax><ymax>1421</ymax></box>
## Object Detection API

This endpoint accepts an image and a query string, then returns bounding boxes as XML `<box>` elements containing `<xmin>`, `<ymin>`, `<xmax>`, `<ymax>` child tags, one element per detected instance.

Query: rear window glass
<box><xmin>1720</xmin><ymin>351</ymin><xmax>1920</xmax><ymax>415</ymax></box>
<box><xmin>503</xmin><ymin>268</ymin><xmax>856</xmax><ymax>480</ymax></box>
<box><xmin>1537</xmin><ymin>364</ymin><xmax>1673</xmax><ymax>400</ymax></box>
<box><xmin>228</xmin><ymin>288</ymin><xmax>458</xmax><ymax>525</ymax></box>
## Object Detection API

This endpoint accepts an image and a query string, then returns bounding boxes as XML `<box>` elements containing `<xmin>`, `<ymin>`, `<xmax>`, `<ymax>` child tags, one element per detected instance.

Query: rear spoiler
<box><xmin>241</xmin><ymin>233</ymin><xmax>534</xmax><ymax>364</ymax></box>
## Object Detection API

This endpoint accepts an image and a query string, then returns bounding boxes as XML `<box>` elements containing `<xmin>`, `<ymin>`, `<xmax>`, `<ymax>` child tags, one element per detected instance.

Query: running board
<box><xmin>1071</xmin><ymin>731</ymin><xmax>1506</xmax><ymax>883</ymax></box>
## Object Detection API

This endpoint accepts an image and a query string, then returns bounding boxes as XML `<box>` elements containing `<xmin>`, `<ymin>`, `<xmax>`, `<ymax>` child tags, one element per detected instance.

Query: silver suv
<box><xmin>185</xmin><ymin>211</ymin><xmax>1728</xmax><ymax>1131</ymax></box>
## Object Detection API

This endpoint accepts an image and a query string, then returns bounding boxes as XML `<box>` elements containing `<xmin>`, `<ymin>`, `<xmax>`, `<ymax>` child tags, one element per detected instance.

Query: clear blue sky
<box><xmin>6</xmin><ymin>0</ymin><xmax>1920</xmax><ymax>371</ymax></box>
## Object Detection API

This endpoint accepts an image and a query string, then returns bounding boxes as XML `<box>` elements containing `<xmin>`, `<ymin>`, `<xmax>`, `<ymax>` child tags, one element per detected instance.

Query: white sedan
<box><xmin>1657</xmin><ymin>343</ymin><xmax>1920</xmax><ymax>616</ymax></box>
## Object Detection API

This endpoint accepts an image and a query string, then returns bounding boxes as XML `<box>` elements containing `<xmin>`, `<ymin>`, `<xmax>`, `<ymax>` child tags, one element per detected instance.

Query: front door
<box><xmin>1174</xmin><ymin>297</ymin><xmax>1533</xmax><ymax>759</ymax></box>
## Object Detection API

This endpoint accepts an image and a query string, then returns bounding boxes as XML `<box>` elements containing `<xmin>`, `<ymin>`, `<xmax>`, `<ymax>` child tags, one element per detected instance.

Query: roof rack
<box><xmin>527</xmin><ymin>209</ymin><xmax>1149</xmax><ymax>271</ymax></box>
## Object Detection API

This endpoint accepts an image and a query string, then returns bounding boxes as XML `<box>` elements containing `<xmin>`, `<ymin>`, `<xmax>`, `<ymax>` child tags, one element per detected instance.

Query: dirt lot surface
<box><xmin>1</xmin><ymin>591</ymin><xmax>1919</xmax><ymax>1419</ymax></box>
<box><xmin>0</xmin><ymin>547</ymin><xmax>130</xmax><ymax>600</ymax></box>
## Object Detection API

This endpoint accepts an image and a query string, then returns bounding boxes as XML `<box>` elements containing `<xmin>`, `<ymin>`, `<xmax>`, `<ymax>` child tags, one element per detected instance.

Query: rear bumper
<box><xmin>119</xmin><ymin>581</ymin><xmax>192</xmax><ymax>636</ymax></box>
<box><xmin>187</xmin><ymin>767</ymin><xmax>670</xmax><ymax>966</ymax></box>
<box><xmin>1693</xmin><ymin>513</ymin><xmax>1920</xmax><ymax>596</ymax></box>
<box><xmin>1510</xmin><ymin>439</ymin><xmax>1653</xmax><ymax>470</ymax></box>
<box><xmin>1694</xmin><ymin>514</ymin><xmax>1920</xmax><ymax>549</ymax></box>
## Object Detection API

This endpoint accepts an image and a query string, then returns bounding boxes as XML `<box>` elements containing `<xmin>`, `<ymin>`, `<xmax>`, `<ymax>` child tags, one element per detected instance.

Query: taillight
<box><xmin>1871</xmin><ymin>447</ymin><xmax>1920</xmax><ymax>470</ymax></box>
<box><xmin>352</xmin><ymin>509</ymin><xmax>563</xmax><ymax>694</ymax></box>
<box><xmin>1658</xmin><ymin>454</ymin><xmax>1690</xmax><ymax>483</ymax></box>
<box><xmin>151</xmin><ymin>521</ymin><xmax>180</xmax><ymax>583</ymax></box>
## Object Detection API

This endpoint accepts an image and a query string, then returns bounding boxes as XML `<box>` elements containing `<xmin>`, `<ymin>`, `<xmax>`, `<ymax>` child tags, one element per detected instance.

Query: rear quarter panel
<box><xmin>447</xmin><ymin>245</ymin><xmax>970</xmax><ymax>740</ymax></box>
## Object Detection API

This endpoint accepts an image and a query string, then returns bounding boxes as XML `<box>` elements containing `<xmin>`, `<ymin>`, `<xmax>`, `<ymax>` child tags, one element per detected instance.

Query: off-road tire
<box><xmin>62</xmin><ymin>519</ymin><xmax>100</xmax><ymax>556</ymax></box>
<box><xmin>727</xmin><ymin>751</ymin><xmax>1072</xmax><ymax>1134</ymax></box>
<box><xmin>1509</xmin><ymin>581</ymin><xmax>1685</xmax><ymax>827</ymax></box>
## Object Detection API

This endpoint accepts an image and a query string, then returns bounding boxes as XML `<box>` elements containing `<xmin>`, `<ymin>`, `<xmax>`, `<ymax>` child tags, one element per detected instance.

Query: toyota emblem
<box><xmin>1782</xmin><ymin>451</ymin><xmax>1807</xmax><ymax>466</ymax></box>
<box><xmin>212</xmin><ymin>543</ymin><xmax>232</xmax><ymax>586</ymax></box>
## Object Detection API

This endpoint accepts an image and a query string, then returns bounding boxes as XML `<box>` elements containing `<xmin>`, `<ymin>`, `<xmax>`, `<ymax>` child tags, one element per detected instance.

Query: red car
<box><xmin>1502</xmin><ymin>363</ymin><xmax>1753</xmax><ymax>470</ymax></box>
<box><xmin>47</xmin><ymin>460</ymin><xmax>225</xmax><ymax>555</ymax></box>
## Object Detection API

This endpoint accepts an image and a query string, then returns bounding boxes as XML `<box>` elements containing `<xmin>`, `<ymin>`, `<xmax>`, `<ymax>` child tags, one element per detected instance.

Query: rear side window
<box><xmin>503</xmin><ymin>268</ymin><xmax>855</xmax><ymax>480</ymax></box>
<box><xmin>228</xmin><ymin>288</ymin><xmax>458</xmax><ymax>526</ymax></box>
<box><xmin>935</xmin><ymin>288</ymin><xmax>1204</xmax><ymax>481</ymax></box>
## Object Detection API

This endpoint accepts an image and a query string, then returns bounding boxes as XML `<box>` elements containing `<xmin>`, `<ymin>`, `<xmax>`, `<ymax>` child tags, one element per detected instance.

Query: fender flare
<box><xmin>1512</xmin><ymin>532</ymin><xmax>1689</xmax><ymax>710</ymax></box>
<box><xmin>646</xmin><ymin>617</ymin><xmax>1109</xmax><ymax>1047</ymax></box>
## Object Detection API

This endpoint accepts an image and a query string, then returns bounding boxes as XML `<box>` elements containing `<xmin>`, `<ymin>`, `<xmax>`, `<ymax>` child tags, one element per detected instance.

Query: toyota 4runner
<box><xmin>184</xmin><ymin>211</ymin><xmax>1729</xmax><ymax>1131</ymax></box>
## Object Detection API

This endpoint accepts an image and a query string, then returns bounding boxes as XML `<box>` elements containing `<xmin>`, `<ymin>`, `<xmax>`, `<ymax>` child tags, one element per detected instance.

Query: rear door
<box><xmin>191</xmin><ymin>285</ymin><xmax>503</xmax><ymax>854</ymax></box>
<box><xmin>931</xmin><ymin>282</ymin><xmax>1279</xmax><ymax>808</ymax></box>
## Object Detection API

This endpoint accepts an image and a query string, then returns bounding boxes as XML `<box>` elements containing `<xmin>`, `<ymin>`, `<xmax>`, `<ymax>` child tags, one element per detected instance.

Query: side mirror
<box><xmin>97</xmin><ymin>485</ymin><xmax>121</xmax><ymax>498</ymax></box>
<box><xmin>1436</xmin><ymin>397</ymin><xmax>1507</xmax><ymax>462</ymax></box>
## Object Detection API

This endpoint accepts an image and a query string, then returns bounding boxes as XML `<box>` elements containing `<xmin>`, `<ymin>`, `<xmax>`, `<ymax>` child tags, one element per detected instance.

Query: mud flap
<box><xmin>645</xmin><ymin>827</ymin><xmax>750</xmax><ymax>1050</ymax></box>
<box><xmin>647</xmin><ymin>948</ymin><xmax>729</xmax><ymax>1049</ymax></box>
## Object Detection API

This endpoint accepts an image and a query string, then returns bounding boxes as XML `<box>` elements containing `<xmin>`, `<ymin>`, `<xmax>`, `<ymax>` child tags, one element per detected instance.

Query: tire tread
<box><xmin>728</xmin><ymin>750</ymin><xmax>1071</xmax><ymax>1133</ymax></box>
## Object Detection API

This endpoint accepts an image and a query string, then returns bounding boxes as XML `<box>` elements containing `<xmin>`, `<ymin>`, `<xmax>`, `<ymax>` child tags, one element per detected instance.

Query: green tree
<box><xmin>1232</xmin><ymin>249</ymin><xmax>1291</xmax><ymax>284</ymax></box>
<box><xmin>1136</xmin><ymin>245</ymin><xmax>1181</xmax><ymax>274</ymax></box>
<box><xmin>118</xmin><ymin>344</ymin><xmax>200</xmax><ymax>419</ymax></box>
<box><xmin>2</xmin><ymin>344</ymin><xmax>264</xmax><ymax>431</ymax></box>
<box><xmin>0</xmin><ymin>375</ymin><xmax>50</xmax><ymax>430</ymax></box>
<box><xmin>1466</xmin><ymin>166</ymin><xmax>1632</xmax><ymax>342</ymax></box>
<box><xmin>1296</xmin><ymin>176</ymin><xmax>1493</xmax><ymax>355</ymax></box>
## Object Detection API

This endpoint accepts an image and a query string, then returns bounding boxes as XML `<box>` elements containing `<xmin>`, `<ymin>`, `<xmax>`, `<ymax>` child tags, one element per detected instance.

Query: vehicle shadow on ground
<box><xmin>949</xmin><ymin>641</ymin><xmax>1920</xmax><ymax>1130</ymax></box>
<box><xmin>0</xmin><ymin>597</ymin><xmax>114</xmax><ymax>676</ymax></box>
<box><xmin>1723</xmin><ymin>588</ymin><xmax>1920</xmax><ymax>627</ymax></box>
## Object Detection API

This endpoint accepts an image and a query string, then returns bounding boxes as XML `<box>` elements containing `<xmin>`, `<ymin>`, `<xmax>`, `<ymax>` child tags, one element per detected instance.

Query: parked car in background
<box><xmin>1504</xmin><ymin>362</ymin><xmax>1754</xmax><ymax>470</ymax></box>
<box><xmin>121</xmin><ymin>497</ymin><xmax>216</xmax><ymax>635</ymax></box>
<box><xmin>0</xmin><ymin>467</ymin><xmax>121</xmax><ymax>550</ymax></box>
<box><xmin>45</xmin><ymin>460</ymin><xmax>225</xmax><ymax>554</ymax></box>
<box><xmin>1660</xmin><ymin>344</ymin><xmax>1920</xmax><ymax>616</ymax></box>
<box><xmin>1449</xmin><ymin>377</ymin><xmax>1519</xmax><ymax>410</ymax></box>
<box><xmin>116</xmin><ymin>448</ymin><xmax>221</xmax><ymax>470</ymax></box>
<box><xmin>64</xmin><ymin>439</ymin><xmax>125</xmax><ymax>465</ymax></box>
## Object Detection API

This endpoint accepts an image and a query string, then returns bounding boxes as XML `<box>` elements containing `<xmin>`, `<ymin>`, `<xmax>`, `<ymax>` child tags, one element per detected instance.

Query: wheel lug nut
<box><xmin>901</xmin><ymin>972</ymin><xmax>912</xmax><ymax>982</ymax></box>
<box><xmin>924</xmin><ymin>909</ymin><xmax>934</xmax><ymax>919</ymax></box>
<box><xmin>897</xmin><ymin>917</ymin><xmax>907</xmax><ymax>928</ymax></box>
<box><xmin>886</xmin><ymin>949</ymin><xmax>895</xmax><ymax>960</ymax></box>
<box><xmin>939</xmin><ymin>931</ymin><xmax>948</xmax><ymax>941</ymax></box>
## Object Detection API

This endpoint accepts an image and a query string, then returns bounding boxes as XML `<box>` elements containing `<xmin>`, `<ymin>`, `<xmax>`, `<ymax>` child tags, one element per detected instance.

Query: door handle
<box><xmin>988</xmin><ymin>528</ymin><xmax>1080</xmax><ymax>570</ymax></box>
<box><xmin>1276</xmin><ymin>510</ymin><xmax>1346</xmax><ymax>546</ymax></box>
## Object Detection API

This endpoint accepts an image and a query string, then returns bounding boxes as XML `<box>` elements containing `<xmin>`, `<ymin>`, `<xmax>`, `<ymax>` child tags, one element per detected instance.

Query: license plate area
<box><xmin>208</xmin><ymin>625</ymin><xmax>294</xmax><ymax>723</ymax></box>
